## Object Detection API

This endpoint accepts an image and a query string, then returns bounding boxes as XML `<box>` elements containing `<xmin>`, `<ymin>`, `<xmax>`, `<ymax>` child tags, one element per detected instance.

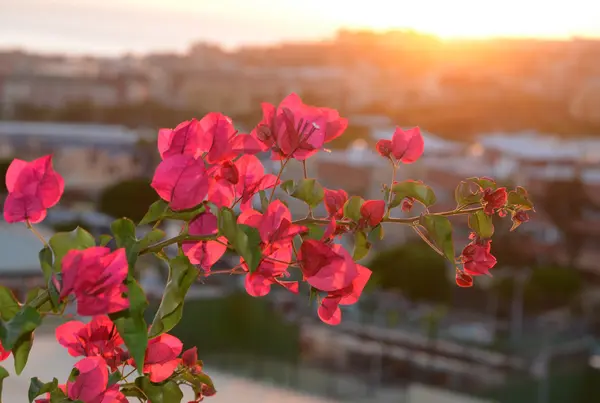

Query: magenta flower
<box><xmin>143</xmin><ymin>334</ymin><xmax>183</xmax><ymax>383</ymax></box>
<box><xmin>66</xmin><ymin>357</ymin><xmax>127</xmax><ymax>403</ymax></box>
<box><xmin>182</xmin><ymin>211</ymin><xmax>228</xmax><ymax>272</ymax></box>
<box><xmin>60</xmin><ymin>247</ymin><xmax>129</xmax><ymax>316</ymax></box>
<box><xmin>299</xmin><ymin>240</ymin><xmax>358</xmax><ymax>292</ymax></box>
<box><xmin>55</xmin><ymin>316</ymin><xmax>126</xmax><ymax>371</ymax></box>
<box><xmin>376</xmin><ymin>126</ymin><xmax>424</xmax><ymax>164</ymax></box>
<box><xmin>234</xmin><ymin>155</ymin><xmax>278</xmax><ymax>210</ymax></box>
<box><xmin>3</xmin><ymin>155</ymin><xmax>64</xmax><ymax>224</ymax></box>
<box><xmin>323</xmin><ymin>188</ymin><xmax>348</xmax><ymax>219</ymax></box>
<box><xmin>360</xmin><ymin>200</ymin><xmax>386</xmax><ymax>227</ymax></box>
<box><xmin>151</xmin><ymin>154</ymin><xmax>209</xmax><ymax>211</ymax></box>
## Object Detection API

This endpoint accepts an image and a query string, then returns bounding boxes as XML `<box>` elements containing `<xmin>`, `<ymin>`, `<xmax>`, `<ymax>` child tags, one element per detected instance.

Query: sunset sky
<box><xmin>1</xmin><ymin>0</ymin><xmax>600</xmax><ymax>55</ymax></box>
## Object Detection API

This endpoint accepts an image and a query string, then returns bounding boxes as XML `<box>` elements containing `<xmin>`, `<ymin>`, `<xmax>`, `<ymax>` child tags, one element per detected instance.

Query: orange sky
<box><xmin>2</xmin><ymin>0</ymin><xmax>600</xmax><ymax>54</ymax></box>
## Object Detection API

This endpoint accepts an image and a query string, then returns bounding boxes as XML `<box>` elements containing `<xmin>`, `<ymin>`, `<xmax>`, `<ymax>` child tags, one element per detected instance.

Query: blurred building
<box><xmin>0</xmin><ymin>121</ymin><xmax>147</xmax><ymax>192</ymax></box>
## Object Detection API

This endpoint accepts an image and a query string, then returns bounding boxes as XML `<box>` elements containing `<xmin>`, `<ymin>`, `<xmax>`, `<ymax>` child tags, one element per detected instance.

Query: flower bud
<box><xmin>455</xmin><ymin>271</ymin><xmax>473</xmax><ymax>287</ymax></box>
<box><xmin>401</xmin><ymin>197</ymin><xmax>415</xmax><ymax>213</ymax></box>
<box><xmin>375</xmin><ymin>140</ymin><xmax>393</xmax><ymax>158</ymax></box>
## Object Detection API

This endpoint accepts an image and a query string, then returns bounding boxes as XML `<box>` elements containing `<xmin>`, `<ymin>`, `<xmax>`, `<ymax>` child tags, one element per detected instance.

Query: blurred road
<box><xmin>2</xmin><ymin>333</ymin><xmax>335</xmax><ymax>403</ymax></box>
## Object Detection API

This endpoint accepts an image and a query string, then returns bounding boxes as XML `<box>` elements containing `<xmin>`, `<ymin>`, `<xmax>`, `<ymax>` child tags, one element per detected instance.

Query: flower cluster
<box><xmin>0</xmin><ymin>92</ymin><xmax>533</xmax><ymax>402</ymax></box>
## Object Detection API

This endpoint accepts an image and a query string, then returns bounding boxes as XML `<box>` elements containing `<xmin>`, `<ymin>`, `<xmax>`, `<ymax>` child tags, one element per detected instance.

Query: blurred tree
<box><xmin>540</xmin><ymin>177</ymin><xmax>596</xmax><ymax>266</ymax></box>
<box><xmin>0</xmin><ymin>159</ymin><xmax>11</xmax><ymax>194</ymax></box>
<box><xmin>98</xmin><ymin>178</ymin><xmax>157</xmax><ymax>223</ymax></box>
<box><xmin>368</xmin><ymin>242</ymin><xmax>451</xmax><ymax>303</ymax></box>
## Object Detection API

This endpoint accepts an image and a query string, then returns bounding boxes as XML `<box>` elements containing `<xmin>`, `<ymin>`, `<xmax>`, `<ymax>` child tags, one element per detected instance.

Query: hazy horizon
<box><xmin>2</xmin><ymin>0</ymin><xmax>600</xmax><ymax>56</ymax></box>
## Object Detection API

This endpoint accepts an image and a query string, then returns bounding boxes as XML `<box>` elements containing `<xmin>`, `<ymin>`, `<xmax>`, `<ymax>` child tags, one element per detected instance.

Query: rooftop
<box><xmin>0</xmin><ymin>121</ymin><xmax>141</xmax><ymax>145</ymax></box>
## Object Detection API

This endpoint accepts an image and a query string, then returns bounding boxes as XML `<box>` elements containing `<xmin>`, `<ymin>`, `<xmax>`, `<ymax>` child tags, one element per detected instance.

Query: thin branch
<box><xmin>268</xmin><ymin>158</ymin><xmax>290</xmax><ymax>203</ymax></box>
<box><xmin>386</xmin><ymin>162</ymin><xmax>398</xmax><ymax>214</ymax></box>
<box><xmin>412</xmin><ymin>224</ymin><xmax>445</xmax><ymax>257</ymax></box>
<box><xmin>26</xmin><ymin>221</ymin><xmax>49</xmax><ymax>247</ymax></box>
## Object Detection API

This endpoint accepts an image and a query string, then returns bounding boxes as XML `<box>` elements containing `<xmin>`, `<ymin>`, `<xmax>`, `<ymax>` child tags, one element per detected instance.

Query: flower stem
<box><xmin>412</xmin><ymin>224</ymin><xmax>444</xmax><ymax>257</ymax></box>
<box><xmin>139</xmin><ymin>234</ymin><xmax>217</xmax><ymax>255</ymax></box>
<box><xmin>386</xmin><ymin>162</ymin><xmax>397</xmax><ymax>214</ymax></box>
<box><xmin>26</xmin><ymin>221</ymin><xmax>49</xmax><ymax>248</ymax></box>
<box><xmin>268</xmin><ymin>158</ymin><xmax>290</xmax><ymax>204</ymax></box>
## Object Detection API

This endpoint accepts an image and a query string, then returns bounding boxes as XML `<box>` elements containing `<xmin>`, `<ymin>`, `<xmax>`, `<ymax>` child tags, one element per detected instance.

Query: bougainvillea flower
<box><xmin>68</xmin><ymin>357</ymin><xmax>107</xmax><ymax>401</ymax></box>
<box><xmin>158</xmin><ymin>119</ymin><xmax>206</xmax><ymax>160</ymax></box>
<box><xmin>0</xmin><ymin>340</ymin><xmax>9</xmax><ymax>362</ymax></box>
<box><xmin>60</xmin><ymin>247</ymin><xmax>129</xmax><ymax>316</ymax></box>
<box><xmin>181</xmin><ymin>346</ymin><xmax>203</xmax><ymax>374</ymax></box>
<box><xmin>323</xmin><ymin>188</ymin><xmax>348</xmax><ymax>219</ymax></box>
<box><xmin>401</xmin><ymin>197</ymin><xmax>415</xmax><ymax>213</ymax></box>
<box><xmin>143</xmin><ymin>334</ymin><xmax>183</xmax><ymax>383</ymax></box>
<box><xmin>243</xmin><ymin>247</ymin><xmax>297</xmax><ymax>297</ymax></box>
<box><xmin>360</xmin><ymin>200</ymin><xmax>386</xmax><ymax>227</ymax></box>
<box><xmin>455</xmin><ymin>271</ymin><xmax>474</xmax><ymax>287</ymax></box>
<box><xmin>317</xmin><ymin>264</ymin><xmax>372</xmax><ymax>325</ymax></box>
<box><xmin>251</xmin><ymin>93</ymin><xmax>348</xmax><ymax>160</ymax></box>
<box><xmin>387</xmin><ymin>126</ymin><xmax>424</xmax><ymax>164</ymax></box>
<box><xmin>55</xmin><ymin>316</ymin><xmax>126</xmax><ymax>371</ymax></box>
<box><xmin>151</xmin><ymin>154</ymin><xmax>209</xmax><ymax>211</ymax></box>
<box><xmin>3</xmin><ymin>155</ymin><xmax>64</xmax><ymax>224</ymax></box>
<box><xmin>482</xmin><ymin>187</ymin><xmax>508</xmax><ymax>215</ymax></box>
<box><xmin>510</xmin><ymin>210</ymin><xmax>530</xmax><ymax>231</ymax></box>
<box><xmin>299</xmin><ymin>240</ymin><xmax>358</xmax><ymax>292</ymax></box>
<box><xmin>182</xmin><ymin>212</ymin><xmax>227</xmax><ymax>272</ymax></box>
<box><xmin>461</xmin><ymin>236</ymin><xmax>497</xmax><ymax>276</ymax></box>
<box><xmin>234</xmin><ymin>155</ymin><xmax>278</xmax><ymax>210</ymax></box>
<box><xmin>375</xmin><ymin>139</ymin><xmax>393</xmax><ymax>158</ymax></box>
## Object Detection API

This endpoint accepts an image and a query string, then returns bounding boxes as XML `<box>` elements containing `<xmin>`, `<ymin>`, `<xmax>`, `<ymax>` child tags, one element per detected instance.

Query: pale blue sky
<box><xmin>1</xmin><ymin>0</ymin><xmax>600</xmax><ymax>55</ymax></box>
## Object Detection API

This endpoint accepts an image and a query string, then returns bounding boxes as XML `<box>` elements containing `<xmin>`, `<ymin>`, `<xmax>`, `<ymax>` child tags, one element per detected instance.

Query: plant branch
<box><xmin>139</xmin><ymin>234</ymin><xmax>217</xmax><ymax>255</ymax></box>
<box><xmin>268</xmin><ymin>158</ymin><xmax>290</xmax><ymax>203</ymax></box>
<box><xmin>386</xmin><ymin>162</ymin><xmax>397</xmax><ymax>214</ymax></box>
<box><xmin>412</xmin><ymin>224</ymin><xmax>444</xmax><ymax>257</ymax></box>
<box><xmin>26</xmin><ymin>221</ymin><xmax>49</xmax><ymax>248</ymax></box>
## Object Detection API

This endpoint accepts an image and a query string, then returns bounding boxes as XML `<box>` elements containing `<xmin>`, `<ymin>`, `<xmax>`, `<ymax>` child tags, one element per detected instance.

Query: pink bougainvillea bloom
<box><xmin>234</xmin><ymin>155</ymin><xmax>278</xmax><ymax>210</ymax></box>
<box><xmin>461</xmin><ymin>236</ymin><xmax>497</xmax><ymax>276</ymax></box>
<box><xmin>3</xmin><ymin>155</ymin><xmax>64</xmax><ymax>224</ymax></box>
<box><xmin>323</xmin><ymin>188</ymin><xmax>348</xmax><ymax>219</ymax></box>
<box><xmin>318</xmin><ymin>264</ymin><xmax>372</xmax><ymax>326</ymax></box>
<box><xmin>375</xmin><ymin>139</ymin><xmax>393</xmax><ymax>158</ymax></box>
<box><xmin>151</xmin><ymin>154</ymin><xmax>209</xmax><ymax>211</ymax></box>
<box><xmin>299</xmin><ymin>240</ymin><xmax>358</xmax><ymax>292</ymax></box>
<box><xmin>243</xmin><ymin>247</ymin><xmax>297</xmax><ymax>297</ymax></box>
<box><xmin>360</xmin><ymin>200</ymin><xmax>385</xmax><ymax>227</ymax></box>
<box><xmin>390</xmin><ymin>126</ymin><xmax>424</xmax><ymax>164</ymax></box>
<box><xmin>401</xmin><ymin>197</ymin><xmax>415</xmax><ymax>213</ymax></box>
<box><xmin>0</xmin><ymin>340</ymin><xmax>9</xmax><ymax>362</ymax></box>
<box><xmin>66</xmin><ymin>357</ymin><xmax>109</xmax><ymax>403</ymax></box>
<box><xmin>55</xmin><ymin>316</ymin><xmax>126</xmax><ymax>371</ymax></box>
<box><xmin>182</xmin><ymin>346</ymin><xmax>204</xmax><ymax>375</ymax></box>
<box><xmin>182</xmin><ymin>211</ymin><xmax>227</xmax><ymax>272</ymax></box>
<box><xmin>143</xmin><ymin>334</ymin><xmax>183</xmax><ymax>383</ymax></box>
<box><xmin>482</xmin><ymin>187</ymin><xmax>508</xmax><ymax>215</ymax></box>
<box><xmin>511</xmin><ymin>210</ymin><xmax>530</xmax><ymax>231</ymax></box>
<box><xmin>158</xmin><ymin>119</ymin><xmax>206</xmax><ymax>160</ymax></box>
<box><xmin>455</xmin><ymin>271</ymin><xmax>474</xmax><ymax>288</ymax></box>
<box><xmin>251</xmin><ymin>93</ymin><xmax>348</xmax><ymax>160</ymax></box>
<box><xmin>60</xmin><ymin>247</ymin><xmax>129</xmax><ymax>316</ymax></box>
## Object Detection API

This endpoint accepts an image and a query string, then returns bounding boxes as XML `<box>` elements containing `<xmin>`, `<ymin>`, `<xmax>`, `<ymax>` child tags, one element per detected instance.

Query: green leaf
<box><xmin>507</xmin><ymin>186</ymin><xmax>534</xmax><ymax>210</ymax></box>
<box><xmin>109</xmin><ymin>277</ymin><xmax>148</xmax><ymax>375</ymax></box>
<box><xmin>138</xmin><ymin>229</ymin><xmax>166</xmax><ymax>250</ymax></box>
<box><xmin>368</xmin><ymin>224</ymin><xmax>384</xmax><ymax>243</ymax></box>
<box><xmin>98</xmin><ymin>234</ymin><xmax>113</xmax><ymax>246</ymax></box>
<box><xmin>419</xmin><ymin>215</ymin><xmax>455</xmax><ymax>262</ymax></box>
<box><xmin>47</xmin><ymin>274</ymin><xmax>62</xmax><ymax>312</ymax></box>
<box><xmin>468</xmin><ymin>210</ymin><xmax>495</xmax><ymax>239</ymax></box>
<box><xmin>28</xmin><ymin>377</ymin><xmax>59</xmax><ymax>403</ymax></box>
<box><xmin>353</xmin><ymin>231</ymin><xmax>371</xmax><ymax>260</ymax></box>
<box><xmin>38</xmin><ymin>247</ymin><xmax>54</xmax><ymax>283</ymax></box>
<box><xmin>258</xmin><ymin>190</ymin><xmax>269</xmax><ymax>213</ymax></box>
<box><xmin>343</xmin><ymin>196</ymin><xmax>365</xmax><ymax>221</ymax></box>
<box><xmin>0</xmin><ymin>287</ymin><xmax>20</xmax><ymax>321</ymax></box>
<box><xmin>304</xmin><ymin>223</ymin><xmax>325</xmax><ymax>241</ymax></box>
<box><xmin>467</xmin><ymin>176</ymin><xmax>497</xmax><ymax>190</ymax></box>
<box><xmin>121</xmin><ymin>384</ymin><xmax>146</xmax><ymax>398</ymax></box>
<box><xmin>48</xmin><ymin>227</ymin><xmax>95</xmax><ymax>271</ymax></box>
<box><xmin>235</xmin><ymin>225</ymin><xmax>263</xmax><ymax>273</ymax></box>
<box><xmin>290</xmin><ymin>178</ymin><xmax>324</xmax><ymax>208</ymax></box>
<box><xmin>217</xmin><ymin>208</ymin><xmax>238</xmax><ymax>241</ymax></box>
<box><xmin>13</xmin><ymin>331</ymin><xmax>33</xmax><ymax>375</ymax></box>
<box><xmin>0</xmin><ymin>366</ymin><xmax>8</xmax><ymax>402</ymax></box>
<box><xmin>135</xmin><ymin>377</ymin><xmax>183</xmax><ymax>403</ymax></box>
<box><xmin>141</xmin><ymin>200</ymin><xmax>206</xmax><ymax>224</ymax></box>
<box><xmin>107</xmin><ymin>370</ymin><xmax>122</xmax><ymax>387</ymax></box>
<box><xmin>0</xmin><ymin>306</ymin><xmax>42</xmax><ymax>350</ymax></box>
<box><xmin>111</xmin><ymin>218</ymin><xmax>139</xmax><ymax>269</ymax></box>
<box><xmin>280</xmin><ymin>179</ymin><xmax>295</xmax><ymax>195</ymax></box>
<box><xmin>48</xmin><ymin>388</ymin><xmax>68</xmax><ymax>403</ymax></box>
<box><xmin>24</xmin><ymin>288</ymin><xmax>52</xmax><ymax>314</ymax></box>
<box><xmin>390</xmin><ymin>180</ymin><xmax>436</xmax><ymax>208</ymax></box>
<box><xmin>149</xmin><ymin>255</ymin><xmax>198</xmax><ymax>338</ymax></box>
<box><xmin>139</xmin><ymin>200</ymin><xmax>169</xmax><ymax>225</ymax></box>
<box><xmin>454</xmin><ymin>180</ymin><xmax>483</xmax><ymax>207</ymax></box>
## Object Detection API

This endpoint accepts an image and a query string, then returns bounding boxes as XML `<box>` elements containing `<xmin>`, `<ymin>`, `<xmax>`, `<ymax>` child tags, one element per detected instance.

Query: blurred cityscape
<box><xmin>2</xmin><ymin>29</ymin><xmax>600</xmax><ymax>402</ymax></box>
